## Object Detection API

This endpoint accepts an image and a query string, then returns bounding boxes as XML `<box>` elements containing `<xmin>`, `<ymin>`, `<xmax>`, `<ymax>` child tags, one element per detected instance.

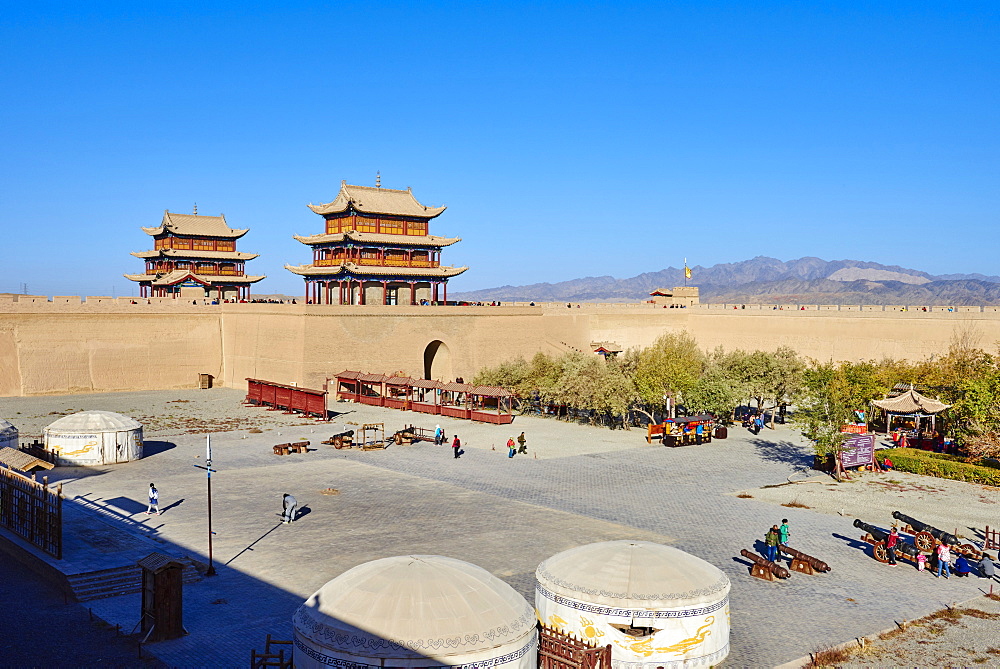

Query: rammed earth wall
<box><xmin>2</xmin><ymin>300</ymin><xmax>1000</xmax><ymax>396</ymax></box>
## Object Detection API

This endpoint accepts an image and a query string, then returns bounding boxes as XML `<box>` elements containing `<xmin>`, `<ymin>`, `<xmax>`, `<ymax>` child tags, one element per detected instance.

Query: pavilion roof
<box><xmin>283</xmin><ymin>262</ymin><xmax>468</xmax><ymax>279</ymax></box>
<box><xmin>141</xmin><ymin>211</ymin><xmax>249</xmax><ymax>239</ymax></box>
<box><xmin>591</xmin><ymin>341</ymin><xmax>623</xmax><ymax>353</ymax></box>
<box><xmin>472</xmin><ymin>385</ymin><xmax>514</xmax><ymax>398</ymax></box>
<box><xmin>441</xmin><ymin>382</ymin><xmax>472</xmax><ymax>392</ymax></box>
<box><xmin>650</xmin><ymin>289</ymin><xmax>673</xmax><ymax>296</ymax></box>
<box><xmin>293</xmin><ymin>231</ymin><xmax>460</xmax><ymax>248</ymax></box>
<box><xmin>131</xmin><ymin>249</ymin><xmax>259</xmax><ymax>260</ymax></box>
<box><xmin>385</xmin><ymin>376</ymin><xmax>414</xmax><ymax>386</ymax></box>
<box><xmin>123</xmin><ymin>270</ymin><xmax>265</xmax><ymax>285</ymax></box>
<box><xmin>0</xmin><ymin>446</ymin><xmax>54</xmax><ymax>472</ymax></box>
<box><xmin>358</xmin><ymin>373</ymin><xmax>387</xmax><ymax>383</ymax></box>
<box><xmin>870</xmin><ymin>388</ymin><xmax>951</xmax><ymax>415</ymax></box>
<box><xmin>409</xmin><ymin>378</ymin><xmax>442</xmax><ymax>389</ymax></box>
<box><xmin>335</xmin><ymin>370</ymin><xmax>364</xmax><ymax>380</ymax></box>
<box><xmin>308</xmin><ymin>182</ymin><xmax>446</xmax><ymax>219</ymax></box>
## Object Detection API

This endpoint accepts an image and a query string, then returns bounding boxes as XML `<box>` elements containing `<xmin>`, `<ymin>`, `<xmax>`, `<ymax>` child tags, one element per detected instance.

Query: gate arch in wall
<box><xmin>423</xmin><ymin>340</ymin><xmax>453</xmax><ymax>381</ymax></box>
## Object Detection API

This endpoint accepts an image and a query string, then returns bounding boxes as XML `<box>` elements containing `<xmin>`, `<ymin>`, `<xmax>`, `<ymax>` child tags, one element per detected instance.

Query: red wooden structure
<box><xmin>538</xmin><ymin>623</ymin><xmax>612</xmax><ymax>669</ymax></box>
<box><xmin>332</xmin><ymin>371</ymin><xmax>514</xmax><ymax>424</ymax></box>
<box><xmin>985</xmin><ymin>526</ymin><xmax>1000</xmax><ymax>552</ymax></box>
<box><xmin>410</xmin><ymin>378</ymin><xmax>442</xmax><ymax>414</ymax></box>
<box><xmin>245</xmin><ymin>378</ymin><xmax>327</xmax><ymax>419</ymax></box>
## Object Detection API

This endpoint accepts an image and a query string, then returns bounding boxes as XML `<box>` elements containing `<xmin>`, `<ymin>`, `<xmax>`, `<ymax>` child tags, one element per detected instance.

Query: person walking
<box><xmin>452</xmin><ymin>435</ymin><xmax>463</xmax><ymax>459</ymax></box>
<box><xmin>282</xmin><ymin>493</ymin><xmax>297</xmax><ymax>524</ymax></box>
<box><xmin>936</xmin><ymin>542</ymin><xmax>951</xmax><ymax>578</ymax></box>
<box><xmin>434</xmin><ymin>425</ymin><xmax>443</xmax><ymax>445</ymax></box>
<box><xmin>146</xmin><ymin>483</ymin><xmax>160</xmax><ymax>515</ymax></box>
<box><xmin>764</xmin><ymin>525</ymin><xmax>780</xmax><ymax>563</ymax></box>
<box><xmin>779</xmin><ymin>519</ymin><xmax>791</xmax><ymax>548</ymax></box>
<box><xmin>517</xmin><ymin>432</ymin><xmax>527</xmax><ymax>454</ymax></box>
<box><xmin>507</xmin><ymin>436</ymin><xmax>516</xmax><ymax>458</ymax></box>
<box><xmin>886</xmin><ymin>527</ymin><xmax>899</xmax><ymax>565</ymax></box>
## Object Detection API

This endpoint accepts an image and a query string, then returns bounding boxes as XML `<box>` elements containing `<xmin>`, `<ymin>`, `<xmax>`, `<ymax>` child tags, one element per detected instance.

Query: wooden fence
<box><xmin>539</xmin><ymin>623</ymin><xmax>612</xmax><ymax>669</ymax></box>
<box><xmin>0</xmin><ymin>466</ymin><xmax>63</xmax><ymax>559</ymax></box>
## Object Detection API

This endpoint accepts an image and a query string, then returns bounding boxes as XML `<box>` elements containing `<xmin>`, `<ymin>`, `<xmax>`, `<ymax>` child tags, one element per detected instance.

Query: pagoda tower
<box><xmin>285</xmin><ymin>180</ymin><xmax>467</xmax><ymax>305</ymax></box>
<box><xmin>125</xmin><ymin>210</ymin><xmax>265</xmax><ymax>300</ymax></box>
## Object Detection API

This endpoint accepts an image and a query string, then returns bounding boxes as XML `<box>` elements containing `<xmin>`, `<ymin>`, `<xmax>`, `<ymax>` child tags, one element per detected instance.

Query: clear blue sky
<box><xmin>1</xmin><ymin>1</ymin><xmax>998</xmax><ymax>296</ymax></box>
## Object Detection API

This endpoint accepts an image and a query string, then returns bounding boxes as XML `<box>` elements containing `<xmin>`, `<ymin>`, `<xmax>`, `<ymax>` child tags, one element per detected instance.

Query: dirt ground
<box><xmin>811</xmin><ymin>594</ymin><xmax>1000</xmax><ymax>668</ymax></box>
<box><xmin>740</xmin><ymin>469</ymin><xmax>1000</xmax><ymax>668</ymax></box>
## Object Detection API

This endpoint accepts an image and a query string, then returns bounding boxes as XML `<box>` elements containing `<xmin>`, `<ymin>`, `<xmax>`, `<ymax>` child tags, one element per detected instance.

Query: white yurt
<box><xmin>535</xmin><ymin>541</ymin><xmax>730</xmax><ymax>669</ymax></box>
<box><xmin>0</xmin><ymin>418</ymin><xmax>18</xmax><ymax>450</ymax></box>
<box><xmin>44</xmin><ymin>411</ymin><xmax>143</xmax><ymax>466</ymax></box>
<box><xmin>293</xmin><ymin>555</ymin><xmax>538</xmax><ymax>669</ymax></box>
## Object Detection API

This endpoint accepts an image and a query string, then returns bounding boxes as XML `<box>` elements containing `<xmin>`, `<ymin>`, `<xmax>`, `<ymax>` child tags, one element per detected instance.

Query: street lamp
<box><xmin>193</xmin><ymin>434</ymin><xmax>218</xmax><ymax>576</ymax></box>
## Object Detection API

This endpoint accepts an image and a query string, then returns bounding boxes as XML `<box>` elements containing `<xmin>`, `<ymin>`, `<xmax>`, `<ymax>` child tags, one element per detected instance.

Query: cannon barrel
<box><xmin>331</xmin><ymin>429</ymin><xmax>355</xmax><ymax>438</ymax></box>
<box><xmin>854</xmin><ymin>519</ymin><xmax>920</xmax><ymax>559</ymax></box>
<box><xmin>854</xmin><ymin>518</ymin><xmax>887</xmax><ymax>542</ymax></box>
<box><xmin>779</xmin><ymin>545</ymin><xmax>830</xmax><ymax>572</ymax></box>
<box><xmin>740</xmin><ymin>549</ymin><xmax>791</xmax><ymax>578</ymax></box>
<box><xmin>891</xmin><ymin>511</ymin><xmax>958</xmax><ymax>545</ymax></box>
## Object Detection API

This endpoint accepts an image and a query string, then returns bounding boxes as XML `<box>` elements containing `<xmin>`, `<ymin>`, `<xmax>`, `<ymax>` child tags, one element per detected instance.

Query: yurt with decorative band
<box><xmin>0</xmin><ymin>418</ymin><xmax>18</xmax><ymax>450</ymax></box>
<box><xmin>43</xmin><ymin>411</ymin><xmax>143</xmax><ymax>466</ymax></box>
<box><xmin>535</xmin><ymin>541</ymin><xmax>730</xmax><ymax>669</ymax></box>
<box><xmin>293</xmin><ymin>555</ymin><xmax>538</xmax><ymax>669</ymax></box>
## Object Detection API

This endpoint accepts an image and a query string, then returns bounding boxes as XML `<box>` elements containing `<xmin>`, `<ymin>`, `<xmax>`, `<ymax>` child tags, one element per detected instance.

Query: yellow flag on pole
<box><xmin>684</xmin><ymin>258</ymin><xmax>692</xmax><ymax>280</ymax></box>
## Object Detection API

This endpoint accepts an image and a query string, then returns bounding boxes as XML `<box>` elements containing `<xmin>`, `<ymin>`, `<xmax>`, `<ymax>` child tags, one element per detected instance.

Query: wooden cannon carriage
<box><xmin>891</xmin><ymin>511</ymin><xmax>981</xmax><ymax>559</ymax></box>
<box><xmin>779</xmin><ymin>545</ymin><xmax>831</xmax><ymax>576</ymax></box>
<box><xmin>740</xmin><ymin>549</ymin><xmax>790</xmax><ymax>581</ymax></box>
<box><xmin>854</xmin><ymin>519</ymin><xmax>921</xmax><ymax>564</ymax></box>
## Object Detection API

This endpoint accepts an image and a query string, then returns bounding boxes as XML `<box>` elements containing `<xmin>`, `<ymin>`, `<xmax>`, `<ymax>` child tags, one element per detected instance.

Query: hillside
<box><xmin>451</xmin><ymin>257</ymin><xmax>1000</xmax><ymax>304</ymax></box>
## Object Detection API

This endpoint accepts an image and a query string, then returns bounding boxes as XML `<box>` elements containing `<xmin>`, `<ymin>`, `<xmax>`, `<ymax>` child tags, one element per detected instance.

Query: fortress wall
<box><xmin>0</xmin><ymin>306</ymin><xmax>222</xmax><ymax>396</ymax></box>
<box><xmin>2</xmin><ymin>301</ymin><xmax>1000</xmax><ymax>397</ymax></box>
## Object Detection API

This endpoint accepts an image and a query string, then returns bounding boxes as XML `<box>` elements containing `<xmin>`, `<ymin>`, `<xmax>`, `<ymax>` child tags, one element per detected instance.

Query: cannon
<box><xmin>890</xmin><ymin>511</ymin><xmax>981</xmax><ymax>558</ymax></box>
<box><xmin>322</xmin><ymin>429</ymin><xmax>355</xmax><ymax>449</ymax></box>
<box><xmin>740</xmin><ymin>549</ymin><xmax>790</xmax><ymax>581</ymax></box>
<box><xmin>854</xmin><ymin>519</ymin><xmax>920</xmax><ymax>563</ymax></box>
<box><xmin>778</xmin><ymin>545</ymin><xmax>831</xmax><ymax>575</ymax></box>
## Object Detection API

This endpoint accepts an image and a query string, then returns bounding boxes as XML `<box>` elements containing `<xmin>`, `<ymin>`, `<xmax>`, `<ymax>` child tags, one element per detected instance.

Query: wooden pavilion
<box><xmin>870</xmin><ymin>385</ymin><xmax>950</xmax><ymax>438</ymax></box>
<box><xmin>286</xmin><ymin>180</ymin><xmax>468</xmax><ymax>305</ymax></box>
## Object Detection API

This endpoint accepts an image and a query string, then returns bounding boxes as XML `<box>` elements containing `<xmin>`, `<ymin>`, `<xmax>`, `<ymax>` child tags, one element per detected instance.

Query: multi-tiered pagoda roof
<box><xmin>286</xmin><ymin>181</ymin><xmax>467</xmax><ymax>305</ymax></box>
<box><xmin>125</xmin><ymin>211</ymin><xmax>265</xmax><ymax>300</ymax></box>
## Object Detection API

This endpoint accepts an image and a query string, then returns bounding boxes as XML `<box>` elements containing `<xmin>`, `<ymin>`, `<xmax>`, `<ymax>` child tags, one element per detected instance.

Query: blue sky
<box><xmin>1</xmin><ymin>1</ymin><xmax>998</xmax><ymax>296</ymax></box>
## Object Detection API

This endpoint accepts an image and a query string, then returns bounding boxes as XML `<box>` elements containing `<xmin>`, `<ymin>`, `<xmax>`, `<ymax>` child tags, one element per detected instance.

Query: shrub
<box><xmin>882</xmin><ymin>448</ymin><xmax>1000</xmax><ymax>486</ymax></box>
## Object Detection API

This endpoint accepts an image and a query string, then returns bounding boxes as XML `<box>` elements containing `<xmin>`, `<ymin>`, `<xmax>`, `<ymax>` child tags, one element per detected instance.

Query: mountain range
<box><xmin>451</xmin><ymin>257</ymin><xmax>1000</xmax><ymax>305</ymax></box>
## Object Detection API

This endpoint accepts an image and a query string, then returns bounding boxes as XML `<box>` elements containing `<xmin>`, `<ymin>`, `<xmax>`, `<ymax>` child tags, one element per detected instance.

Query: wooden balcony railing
<box><xmin>314</xmin><ymin>257</ymin><xmax>439</xmax><ymax>268</ymax></box>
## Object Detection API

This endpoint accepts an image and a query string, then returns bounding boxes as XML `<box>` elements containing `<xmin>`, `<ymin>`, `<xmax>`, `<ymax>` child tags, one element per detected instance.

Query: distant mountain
<box><xmin>451</xmin><ymin>257</ymin><xmax>1000</xmax><ymax>304</ymax></box>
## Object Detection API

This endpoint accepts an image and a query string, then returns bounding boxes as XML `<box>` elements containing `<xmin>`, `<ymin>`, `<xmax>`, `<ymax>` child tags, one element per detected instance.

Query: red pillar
<box><xmin>410</xmin><ymin>281</ymin><xmax>416</xmax><ymax>305</ymax></box>
<box><xmin>359</xmin><ymin>281</ymin><xmax>365</xmax><ymax>305</ymax></box>
<box><xmin>443</xmin><ymin>282</ymin><xmax>447</xmax><ymax>305</ymax></box>
<box><xmin>382</xmin><ymin>281</ymin><xmax>387</xmax><ymax>305</ymax></box>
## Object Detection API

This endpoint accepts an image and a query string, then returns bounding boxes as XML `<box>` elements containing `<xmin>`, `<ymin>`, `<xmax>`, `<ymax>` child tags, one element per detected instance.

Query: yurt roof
<box><xmin>294</xmin><ymin>555</ymin><xmax>535</xmax><ymax>659</ymax></box>
<box><xmin>536</xmin><ymin>541</ymin><xmax>730</xmax><ymax>609</ymax></box>
<box><xmin>0</xmin><ymin>418</ymin><xmax>16</xmax><ymax>436</ymax></box>
<box><xmin>44</xmin><ymin>410</ymin><xmax>142</xmax><ymax>433</ymax></box>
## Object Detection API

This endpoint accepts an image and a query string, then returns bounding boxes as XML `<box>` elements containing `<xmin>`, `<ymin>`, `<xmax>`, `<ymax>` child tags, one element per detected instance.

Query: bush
<box><xmin>882</xmin><ymin>448</ymin><xmax>1000</xmax><ymax>486</ymax></box>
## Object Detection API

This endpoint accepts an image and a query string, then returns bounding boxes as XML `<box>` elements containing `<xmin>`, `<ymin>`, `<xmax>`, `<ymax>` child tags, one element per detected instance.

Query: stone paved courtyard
<box><xmin>0</xmin><ymin>388</ymin><xmax>993</xmax><ymax>667</ymax></box>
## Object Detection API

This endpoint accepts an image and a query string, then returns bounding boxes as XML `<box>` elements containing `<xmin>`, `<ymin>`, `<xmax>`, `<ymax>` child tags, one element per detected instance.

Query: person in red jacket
<box><xmin>452</xmin><ymin>435</ymin><xmax>463</xmax><ymax>459</ymax></box>
<box><xmin>886</xmin><ymin>527</ymin><xmax>899</xmax><ymax>565</ymax></box>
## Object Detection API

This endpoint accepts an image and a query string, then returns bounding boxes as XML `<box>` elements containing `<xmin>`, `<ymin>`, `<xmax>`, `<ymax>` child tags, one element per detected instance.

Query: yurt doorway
<box><xmin>423</xmin><ymin>340</ymin><xmax>453</xmax><ymax>381</ymax></box>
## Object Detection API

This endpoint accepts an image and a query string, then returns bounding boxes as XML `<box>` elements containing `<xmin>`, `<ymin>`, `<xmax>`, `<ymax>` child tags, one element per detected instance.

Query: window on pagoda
<box><xmin>359</xmin><ymin>248</ymin><xmax>380</xmax><ymax>264</ymax></box>
<box><xmin>355</xmin><ymin>216</ymin><xmax>378</xmax><ymax>233</ymax></box>
<box><xmin>411</xmin><ymin>251</ymin><xmax>431</xmax><ymax>267</ymax></box>
<box><xmin>220</xmin><ymin>263</ymin><xmax>237</xmax><ymax>275</ymax></box>
<box><xmin>385</xmin><ymin>250</ymin><xmax>407</xmax><ymax>266</ymax></box>
<box><xmin>193</xmin><ymin>238</ymin><xmax>213</xmax><ymax>251</ymax></box>
<box><xmin>406</xmin><ymin>221</ymin><xmax>428</xmax><ymax>235</ymax></box>
<box><xmin>175</xmin><ymin>261</ymin><xmax>191</xmax><ymax>270</ymax></box>
<box><xmin>197</xmin><ymin>262</ymin><xmax>215</xmax><ymax>274</ymax></box>
<box><xmin>380</xmin><ymin>218</ymin><xmax>403</xmax><ymax>234</ymax></box>
<box><xmin>172</xmin><ymin>237</ymin><xmax>193</xmax><ymax>250</ymax></box>
<box><xmin>217</xmin><ymin>240</ymin><xmax>235</xmax><ymax>251</ymax></box>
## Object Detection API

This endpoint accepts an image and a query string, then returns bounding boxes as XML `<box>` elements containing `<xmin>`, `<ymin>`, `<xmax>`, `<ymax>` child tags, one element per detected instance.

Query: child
<box><xmin>146</xmin><ymin>483</ymin><xmax>160</xmax><ymax>515</ymax></box>
<box><xmin>507</xmin><ymin>436</ymin><xmax>516</xmax><ymax>458</ymax></box>
<box><xmin>917</xmin><ymin>553</ymin><xmax>926</xmax><ymax>572</ymax></box>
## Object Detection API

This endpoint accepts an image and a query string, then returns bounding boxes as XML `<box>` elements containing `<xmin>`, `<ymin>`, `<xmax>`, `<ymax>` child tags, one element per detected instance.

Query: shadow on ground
<box><xmin>749</xmin><ymin>436</ymin><xmax>814</xmax><ymax>469</ymax></box>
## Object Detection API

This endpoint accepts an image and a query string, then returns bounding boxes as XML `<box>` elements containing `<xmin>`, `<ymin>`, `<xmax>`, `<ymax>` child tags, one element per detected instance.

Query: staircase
<box><xmin>66</xmin><ymin>559</ymin><xmax>202</xmax><ymax>602</ymax></box>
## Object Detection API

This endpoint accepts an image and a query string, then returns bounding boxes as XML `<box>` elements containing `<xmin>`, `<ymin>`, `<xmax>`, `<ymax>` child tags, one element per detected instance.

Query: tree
<box><xmin>797</xmin><ymin>362</ymin><xmax>854</xmax><ymax>480</ymax></box>
<box><xmin>633</xmin><ymin>331</ymin><xmax>704</xmax><ymax>415</ymax></box>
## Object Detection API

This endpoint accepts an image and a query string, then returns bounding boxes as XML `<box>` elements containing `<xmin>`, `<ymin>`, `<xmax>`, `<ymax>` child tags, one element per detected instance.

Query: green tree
<box><xmin>633</xmin><ymin>331</ymin><xmax>705</xmax><ymax>416</ymax></box>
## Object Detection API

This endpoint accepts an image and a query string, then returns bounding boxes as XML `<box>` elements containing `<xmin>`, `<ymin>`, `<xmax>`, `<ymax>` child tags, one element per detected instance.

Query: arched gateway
<box><xmin>424</xmin><ymin>340</ymin><xmax>452</xmax><ymax>381</ymax></box>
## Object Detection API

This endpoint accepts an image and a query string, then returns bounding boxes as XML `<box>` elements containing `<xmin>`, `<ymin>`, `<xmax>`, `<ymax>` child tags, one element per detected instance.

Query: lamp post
<box><xmin>193</xmin><ymin>434</ymin><xmax>217</xmax><ymax>576</ymax></box>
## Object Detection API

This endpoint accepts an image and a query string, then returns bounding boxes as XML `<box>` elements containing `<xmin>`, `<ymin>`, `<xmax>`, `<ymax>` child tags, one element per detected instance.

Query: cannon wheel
<box><xmin>960</xmin><ymin>543</ymin><xmax>981</xmax><ymax>559</ymax></box>
<box><xmin>914</xmin><ymin>531</ymin><xmax>935</xmax><ymax>552</ymax></box>
<box><xmin>872</xmin><ymin>541</ymin><xmax>890</xmax><ymax>563</ymax></box>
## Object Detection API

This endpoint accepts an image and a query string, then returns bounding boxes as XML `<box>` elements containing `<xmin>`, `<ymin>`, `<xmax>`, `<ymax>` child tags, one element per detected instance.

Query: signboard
<box><xmin>839</xmin><ymin>434</ymin><xmax>875</xmax><ymax>468</ymax></box>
